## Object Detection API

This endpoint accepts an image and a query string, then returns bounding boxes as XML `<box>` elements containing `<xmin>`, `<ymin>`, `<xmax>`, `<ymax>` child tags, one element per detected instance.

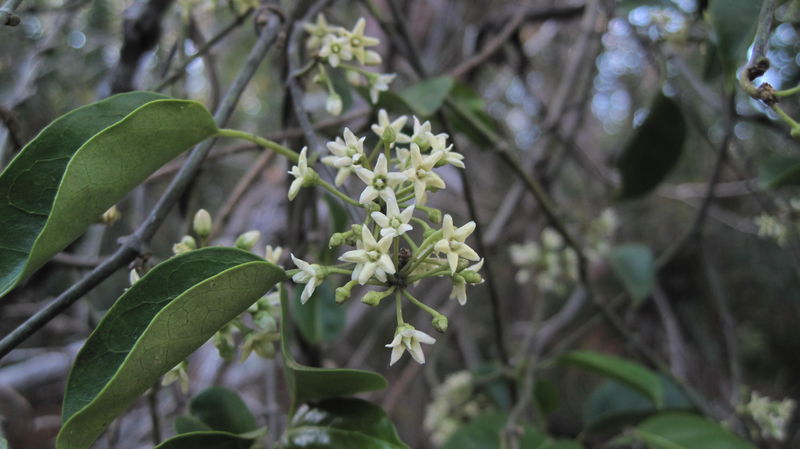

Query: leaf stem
<box><xmin>216</xmin><ymin>128</ymin><xmax>299</xmax><ymax>162</ymax></box>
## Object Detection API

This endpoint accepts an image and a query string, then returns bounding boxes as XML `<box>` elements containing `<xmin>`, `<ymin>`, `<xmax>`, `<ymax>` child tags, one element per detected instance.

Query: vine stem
<box><xmin>0</xmin><ymin>9</ymin><xmax>284</xmax><ymax>360</ymax></box>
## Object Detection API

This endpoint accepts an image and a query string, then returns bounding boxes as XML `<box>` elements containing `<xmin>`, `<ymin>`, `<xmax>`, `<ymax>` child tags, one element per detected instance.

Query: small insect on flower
<box><xmin>386</xmin><ymin>324</ymin><xmax>436</xmax><ymax>365</ymax></box>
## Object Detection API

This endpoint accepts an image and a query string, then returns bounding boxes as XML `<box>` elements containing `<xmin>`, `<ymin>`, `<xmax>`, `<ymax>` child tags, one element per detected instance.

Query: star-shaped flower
<box><xmin>370</xmin><ymin>109</ymin><xmax>410</xmax><ymax>146</ymax></box>
<box><xmin>371</xmin><ymin>196</ymin><xmax>414</xmax><ymax>238</ymax></box>
<box><xmin>344</xmin><ymin>17</ymin><xmax>380</xmax><ymax>64</ymax></box>
<box><xmin>434</xmin><ymin>214</ymin><xmax>480</xmax><ymax>274</ymax></box>
<box><xmin>385</xmin><ymin>324</ymin><xmax>436</xmax><ymax>365</ymax></box>
<box><xmin>368</xmin><ymin>72</ymin><xmax>395</xmax><ymax>103</ymax></box>
<box><xmin>339</xmin><ymin>225</ymin><xmax>396</xmax><ymax>284</ymax></box>
<box><xmin>304</xmin><ymin>14</ymin><xmax>332</xmax><ymax>50</ymax></box>
<box><xmin>355</xmin><ymin>153</ymin><xmax>406</xmax><ymax>204</ymax></box>
<box><xmin>323</xmin><ymin>128</ymin><xmax>366</xmax><ymax>185</ymax></box>
<box><xmin>288</xmin><ymin>147</ymin><xmax>315</xmax><ymax>200</ymax></box>
<box><xmin>410</xmin><ymin>116</ymin><xmax>433</xmax><ymax>149</ymax></box>
<box><xmin>450</xmin><ymin>258</ymin><xmax>484</xmax><ymax>305</ymax></box>
<box><xmin>319</xmin><ymin>34</ymin><xmax>353</xmax><ymax>67</ymax></box>
<box><xmin>402</xmin><ymin>144</ymin><xmax>445</xmax><ymax>205</ymax></box>
<box><xmin>429</xmin><ymin>132</ymin><xmax>464</xmax><ymax>168</ymax></box>
<box><xmin>291</xmin><ymin>254</ymin><xmax>325</xmax><ymax>304</ymax></box>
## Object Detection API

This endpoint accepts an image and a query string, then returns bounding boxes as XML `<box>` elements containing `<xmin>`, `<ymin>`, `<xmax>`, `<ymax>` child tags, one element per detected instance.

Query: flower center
<box><xmin>390</xmin><ymin>216</ymin><xmax>401</xmax><ymax>228</ymax></box>
<box><xmin>374</xmin><ymin>175</ymin><xmax>386</xmax><ymax>189</ymax></box>
<box><xmin>351</xmin><ymin>37</ymin><xmax>362</xmax><ymax>46</ymax></box>
<box><xmin>331</xmin><ymin>43</ymin><xmax>341</xmax><ymax>53</ymax></box>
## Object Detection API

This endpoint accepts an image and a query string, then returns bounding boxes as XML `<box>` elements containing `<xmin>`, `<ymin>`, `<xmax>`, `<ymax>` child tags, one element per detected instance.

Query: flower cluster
<box><xmin>304</xmin><ymin>15</ymin><xmax>395</xmax><ymax>115</ymax></box>
<box><xmin>739</xmin><ymin>391</ymin><xmax>796</xmax><ymax>441</ymax></box>
<box><xmin>754</xmin><ymin>197</ymin><xmax>800</xmax><ymax>247</ymax></box>
<box><xmin>287</xmin><ymin>111</ymin><xmax>483</xmax><ymax>366</ymax></box>
<box><xmin>423</xmin><ymin>371</ymin><xmax>492</xmax><ymax>445</ymax></box>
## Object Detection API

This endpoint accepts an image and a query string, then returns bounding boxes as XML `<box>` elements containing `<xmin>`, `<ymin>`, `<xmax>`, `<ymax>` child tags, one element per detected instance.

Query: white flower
<box><xmin>371</xmin><ymin>196</ymin><xmax>414</xmax><ymax>238</ymax></box>
<box><xmin>319</xmin><ymin>34</ymin><xmax>353</xmax><ymax>67</ymax></box>
<box><xmin>265</xmin><ymin>245</ymin><xmax>283</xmax><ymax>264</ymax></box>
<box><xmin>344</xmin><ymin>18</ymin><xmax>380</xmax><ymax>64</ymax></box>
<box><xmin>509</xmin><ymin>241</ymin><xmax>540</xmax><ymax>266</ymax></box>
<box><xmin>434</xmin><ymin>214</ymin><xmax>480</xmax><ymax>274</ymax></box>
<box><xmin>429</xmin><ymin>132</ymin><xmax>464</xmax><ymax>168</ymax></box>
<box><xmin>339</xmin><ymin>226</ymin><xmax>395</xmax><ymax>284</ymax></box>
<box><xmin>364</xmin><ymin>50</ymin><xmax>382</xmax><ymax>66</ymax></box>
<box><xmin>385</xmin><ymin>324</ymin><xmax>436</xmax><ymax>365</ymax></box>
<box><xmin>368</xmin><ymin>73</ymin><xmax>395</xmax><ymax>103</ymax></box>
<box><xmin>450</xmin><ymin>259</ymin><xmax>484</xmax><ymax>305</ymax></box>
<box><xmin>354</xmin><ymin>153</ymin><xmax>406</xmax><ymax>204</ymax></box>
<box><xmin>323</xmin><ymin>128</ymin><xmax>366</xmax><ymax>185</ymax></box>
<box><xmin>288</xmin><ymin>147</ymin><xmax>315</xmax><ymax>200</ymax></box>
<box><xmin>291</xmin><ymin>254</ymin><xmax>325</xmax><ymax>304</ymax></box>
<box><xmin>304</xmin><ymin>14</ymin><xmax>332</xmax><ymax>50</ymax></box>
<box><xmin>326</xmin><ymin>92</ymin><xmax>343</xmax><ymax>116</ymax></box>
<box><xmin>410</xmin><ymin>117</ymin><xmax>433</xmax><ymax>149</ymax></box>
<box><xmin>402</xmin><ymin>144</ymin><xmax>445</xmax><ymax>205</ymax></box>
<box><xmin>370</xmin><ymin>109</ymin><xmax>410</xmax><ymax>146</ymax></box>
<box><xmin>541</xmin><ymin>228</ymin><xmax>563</xmax><ymax>250</ymax></box>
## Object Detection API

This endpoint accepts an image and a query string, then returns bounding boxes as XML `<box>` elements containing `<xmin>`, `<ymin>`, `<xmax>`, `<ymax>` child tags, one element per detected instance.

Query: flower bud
<box><xmin>361</xmin><ymin>288</ymin><xmax>394</xmax><ymax>306</ymax></box>
<box><xmin>425</xmin><ymin>208</ymin><xmax>442</xmax><ymax>224</ymax></box>
<box><xmin>329</xmin><ymin>232</ymin><xmax>346</xmax><ymax>248</ymax></box>
<box><xmin>380</xmin><ymin>125</ymin><xmax>397</xmax><ymax>144</ymax></box>
<box><xmin>193</xmin><ymin>209</ymin><xmax>212</xmax><ymax>239</ymax></box>
<box><xmin>326</xmin><ymin>92</ymin><xmax>343</xmax><ymax>116</ymax></box>
<box><xmin>100</xmin><ymin>205</ymin><xmax>121</xmax><ymax>225</ymax></box>
<box><xmin>172</xmin><ymin>235</ymin><xmax>196</xmax><ymax>255</ymax></box>
<box><xmin>335</xmin><ymin>280</ymin><xmax>358</xmax><ymax>303</ymax></box>
<box><xmin>236</xmin><ymin>230</ymin><xmax>261</xmax><ymax>251</ymax></box>
<box><xmin>461</xmin><ymin>270</ymin><xmax>483</xmax><ymax>284</ymax></box>
<box><xmin>265</xmin><ymin>245</ymin><xmax>283</xmax><ymax>264</ymax></box>
<box><xmin>432</xmin><ymin>315</ymin><xmax>449</xmax><ymax>333</ymax></box>
<box><xmin>129</xmin><ymin>269</ymin><xmax>141</xmax><ymax>285</ymax></box>
<box><xmin>364</xmin><ymin>50</ymin><xmax>382</xmax><ymax>66</ymax></box>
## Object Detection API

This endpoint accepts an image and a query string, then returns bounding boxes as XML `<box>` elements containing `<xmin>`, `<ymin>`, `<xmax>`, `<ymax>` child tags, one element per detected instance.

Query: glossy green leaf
<box><xmin>445</xmin><ymin>81</ymin><xmax>498</xmax><ymax>147</ymax></box>
<box><xmin>0</xmin><ymin>91</ymin><xmax>217</xmax><ymax>298</ymax></box>
<box><xmin>174</xmin><ymin>416</ymin><xmax>213</xmax><ymax>434</ymax></box>
<box><xmin>439</xmin><ymin>412</ymin><xmax>550</xmax><ymax>449</ymax></box>
<box><xmin>559</xmin><ymin>350</ymin><xmax>663</xmax><ymax>407</ymax></box>
<box><xmin>152</xmin><ymin>431</ymin><xmax>253</xmax><ymax>449</ymax></box>
<box><xmin>330</xmin><ymin>68</ymin><xmax>354</xmax><ymax>113</ymax></box>
<box><xmin>188</xmin><ymin>387</ymin><xmax>257</xmax><ymax>435</ymax></box>
<box><xmin>280</xmin><ymin>286</ymin><xmax>387</xmax><ymax>412</ymax></box>
<box><xmin>291</xmin><ymin>281</ymin><xmax>346</xmax><ymax>344</ymax></box>
<box><xmin>608</xmin><ymin>244</ymin><xmax>655</xmax><ymax>303</ymax></box>
<box><xmin>398</xmin><ymin>76</ymin><xmax>454</xmax><ymax>117</ymax></box>
<box><xmin>758</xmin><ymin>154</ymin><xmax>800</xmax><ymax>188</ymax></box>
<box><xmin>617</xmin><ymin>94</ymin><xmax>685</xmax><ymax>200</ymax></box>
<box><xmin>58</xmin><ymin>247</ymin><xmax>285</xmax><ymax>449</ymax></box>
<box><xmin>284</xmin><ymin>398</ymin><xmax>409</xmax><ymax>449</ymax></box>
<box><xmin>583</xmin><ymin>378</ymin><xmax>693</xmax><ymax>432</ymax></box>
<box><xmin>707</xmin><ymin>0</ymin><xmax>763</xmax><ymax>89</ymax></box>
<box><xmin>637</xmin><ymin>412</ymin><xmax>757</xmax><ymax>449</ymax></box>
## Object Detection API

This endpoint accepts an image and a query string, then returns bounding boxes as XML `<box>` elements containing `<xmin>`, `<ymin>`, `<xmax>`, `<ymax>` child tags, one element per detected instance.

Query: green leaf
<box><xmin>608</xmin><ymin>244</ymin><xmax>655</xmax><ymax>303</ymax></box>
<box><xmin>330</xmin><ymin>68</ymin><xmax>354</xmax><ymax>113</ymax></box>
<box><xmin>617</xmin><ymin>94</ymin><xmax>686</xmax><ymax>200</ymax></box>
<box><xmin>707</xmin><ymin>0</ymin><xmax>763</xmax><ymax>89</ymax></box>
<box><xmin>534</xmin><ymin>379</ymin><xmax>560</xmax><ymax>417</ymax></box>
<box><xmin>152</xmin><ymin>431</ymin><xmax>253</xmax><ymax>449</ymax></box>
<box><xmin>175</xmin><ymin>416</ymin><xmax>213</xmax><ymax>434</ymax></box>
<box><xmin>758</xmin><ymin>154</ymin><xmax>800</xmax><ymax>188</ymax></box>
<box><xmin>0</xmin><ymin>91</ymin><xmax>218</xmax><ymax>298</ymax></box>
<box><xmin>559</xmin><ymin>350</ymin><xmax>663</xmax><ymax>407</ymax></box>
<box><xmin>439</xmin><ymin>412</ymin><xmax>549</xmax><ymax>449</ymax></box>
<box><xmin>280</xmin><ymin>285</ymin><xmax>387</xmax><ymax>412</ymax></box>
<box><xmin>637</xmin><ymin>412</ymin><xmax>757</xmax><ymax>449</ymax></box>
<box><xmin>616</xmin><ymin>0</ymin><xmax>674</xmax><ymax>13</ymax></box>
<box><xmin>397</xmin><ymin>76</ymin><xmax>455</xmax><ymax>117</ymax></box>
<box><xmin>445</xmin><ymin>81</ymin><xmax>498</xmax><ymax>147</ymax></box>
<box><xmin>188</xmin><ymin>387</ymin><xmax>257</xmax><ymax>435</ymax></box>
<box><xmin>58</xmin><ymin>247</ymin><xmax>285</xmax><ymax>449</ymax></box>
<box><xmin>284</xmin><ymin>398</ymin><xmax>409</xmax><ymax>449</ymax></box>
<box><xmin>583</xmin><ymin>378</ymin><xmax>694</xmax><ymax>432</ymax></box>
<box><xmin>291</xmin><ymin>281</ymin><xmax>346</xmax><ymax>344</ymax></box>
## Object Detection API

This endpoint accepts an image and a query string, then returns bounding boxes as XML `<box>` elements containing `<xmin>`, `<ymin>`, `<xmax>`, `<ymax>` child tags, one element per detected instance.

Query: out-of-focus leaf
<box><xmin>284</xmin><ymin>398</ymin><xmax>409</xmax><ymax>449</ymax></box>
<box><xmin>445</xmin><ymin>81</ymin><xmax>498</xmax><ymax>147</ymax></box>
<box><xmin>617</xmin><ymin>93</ymin><xmax>686</xmax><ymax>200</ymax></box>
<box><xmin>152</xmin><ymin>432</ymin><xmax>253</xmax><ymax>449</ymax></box>
<box><xmin>291</xmin><ymin>281</ymin><xmax>345</xmax><ymax>344</ymax></box>
<box><xmin>758</xmin><ymin>154</ymin><xmax>800</xmax><ymax>188</ymax></box>
<box><xmin>637</xmin><ymin>413</ymin><xmax>757</xmax><ymax>449</ymax></box>
<box><xmin>583</xmin><ymin>378</ymin><xmax>694</xmax><ymax>432</ymax></box>
<box><xmin>0</xmin><ymin>91</ymin><xmax>218</xmax><ymax>299</ymax></box>
<box><xmin>58</xmin><ymin>248</ymin><xmax>285</xmax><ymax>449</ymax></box>
<box><xmin>440</xmin><ymin>412</ymin><xmax>579</xmax><ymax>449</ymax></box>
<box><xmin>707</xmin><ymin>0</ymin><xmax>763</xmax><ymax>89</ymax></box>
<box><xmin>397</xmin><ymin>76</ymin><xmax>454</xmax><ymax>117</ymax></box>
<box><xmin>616</xmin><ymin>0</ymin><xmax>674</xmax><ymax>14</ymax></box>
<box><xmin>188</xmin><ymin>387</ymin><xmax>257</xmax><ymax>435</ymax></box>
<box><xmin>330</xmin><ymin>68</ymin><xmax>354</xmax><ymax>113</ymax></box>
<box><xmin>174</xmin><ymin>416</ymin><xmax>213</xmax><ymax>434</ymax></box>
<box><xmin>559</xmin><ymin>351</ymin><xmax>663</xmax><ymax>407</ymax></box>
<box><xmin>534</xmin><ymin>379</ymin><xmax>560</xmax><ymax>417</ymax></box>
<box><xmin>472</xmin><ymin>362</ymin><xmax>512</xmax><ymax>410</ymax></box>
<box><xmin>608</xmin><ymin>244</ymin><xmax>655</xmax><ymax>303</ymax></box>
<box><xmin>280</xmin><ymin>286</ymin><xmax>387</xmax><ymax>412</ymax></box>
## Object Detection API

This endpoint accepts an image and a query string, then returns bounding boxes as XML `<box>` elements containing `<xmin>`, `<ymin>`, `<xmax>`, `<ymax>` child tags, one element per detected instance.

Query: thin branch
<box><xmin>0</xmin><ymin>0</ymin><xmax>23</xmax><ymax>25</ymax></box>
<box><xmin>0</xmin><ymin>8</ymin><xmax>284</xmax><ymax>359</ymax></box>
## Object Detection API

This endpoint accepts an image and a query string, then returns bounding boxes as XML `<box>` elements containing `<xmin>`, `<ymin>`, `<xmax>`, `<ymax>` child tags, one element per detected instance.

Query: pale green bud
<box><xmin>193</xmin><ymin>209</ymin><xmax>212</xmax><ymax>238</ymax></box>
<box><xmin>432</xmin><ymin>315</ymin><xmax>448</xmax><ymax>333</ymax></box>
<box><xmin>329</xmin><ymin>232</ymin><xmax>347</xmax><ymax>247</ymax></box>
<box><xmin>361</xmin><ymin>288</ymin><xmax>393</xmax><ymax>306</ymax></box>
<box><xmin>326</xmin><ymin>92</ymin><xmax>343</xmax><ymax>116</ymax></box>
<box><xmin>129</xmin><ymin>269</ymin><xmax>140</xmax><ymax>285</ymax></box>
<box><xmin>335</xmin><ymin>280</ymin><xmax>358</xmax><ymax>303</ymax></box>
<box><xmin>236</xmin><ymin>230</ymin><xmax>261</xmax><ymax>250</ymax></box>
<box><xmin>180</xmin><ymin>235</ymin><xmax>197</xmax><ymax>250</ymax></box>
<box><xmin>172</xmin><ymin>235</ymin><xmax>197</xmax><ymax>255</ymax></box>
<box><xmin>100</xmin><ymin>205</ymin><xmax>121</xmax><ymax>225</ymax></box>
<box><xmin>380</xmin><ymin>125</ymin><xmax>397</xmax><ymax>144</ymax></box>
<box><xmin>461</xmin><ymin>271</ymin><xmax>482</xmax><ymax>284</ymax></box>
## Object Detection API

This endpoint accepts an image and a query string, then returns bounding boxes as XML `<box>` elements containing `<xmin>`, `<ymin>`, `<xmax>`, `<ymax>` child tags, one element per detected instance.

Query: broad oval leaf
<box><xmin>617</xmin><ymin>94</ymin><xmax>685</xmax><ymax>200</ymax></box>
<box><xmin>758</xmin><ymin>154</ymin><xmax>800</xmax><ymax>189</ymax></box>
<box><xmin>57</xmin><ymin>247</ymin><xmax>285</xmax><ymax>449</ymax></box>
<box><xmin>0</xmin><ymin>91</ymin><xmax>218</xmax><ymax>298</ymax></box>
<box><xmin>187</xmin><ymin>387</ymin><xmax>257</xmax><ymax>435</ymax></box>
<box><xmin>637</xmin><ymin>412</ymin><xmax>757</xmax><ymax>449</ymax></box>
<box><xmin>152</xmin><ymin>431</ymin><xmax>253</xmax><ymax>449</ymax></box>
<box><xmin>291</xmin><ymin>281</ymin><xmax>346</xmax><ymax>344</ymax></box>
<box><xmin>397</xmin><ymin>76</ymin><xmax>454</xmax><ymax>117</ymax></box>
<box><xmin>608</xmin><ymin>244</ymin><xmax>655</xmax><ymax>303</ymax></box>
<box><xmin>583</xmin><ymin>378</ymin><xmax>693</xmax><ymax>432</ymax></box>
<box><xmin>284</xmin><ymin>398</ymin><xmax>409</xmax><ymax>449</ymax></box>
<box><xmin>280</xmin><ymin>285</ymin><xmax>387</xmax><ymax>412</ymax></box>
<box><xmin>559</xmin><ymin>350</ymin><xmax>663</xmax><ymax>408</ymax></box>
<box><xmin>444</xmin><ymin>81</ymin><xmax>499</xmax><ymax>148</ymax></box>
<box><xmin>707</xmin><ymin>0</ymin><xmax>763</xmax><ymax>89</ymax></box>
<box><xmin>440</xmin><ymin>412</ymin><xmax>559</xmax><ymax>449</ymax></box>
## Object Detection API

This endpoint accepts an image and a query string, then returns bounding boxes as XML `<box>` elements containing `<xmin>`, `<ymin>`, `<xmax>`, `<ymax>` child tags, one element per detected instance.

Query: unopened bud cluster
<box><xmin>304</xmin><ymin>15</ymin><xmax>395</xmax><ymax>114</ymax></box>
<box><xmin>287</xmin><ymin>111</ymin><xmax>483</xmax><ymax>366</ymax></box>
